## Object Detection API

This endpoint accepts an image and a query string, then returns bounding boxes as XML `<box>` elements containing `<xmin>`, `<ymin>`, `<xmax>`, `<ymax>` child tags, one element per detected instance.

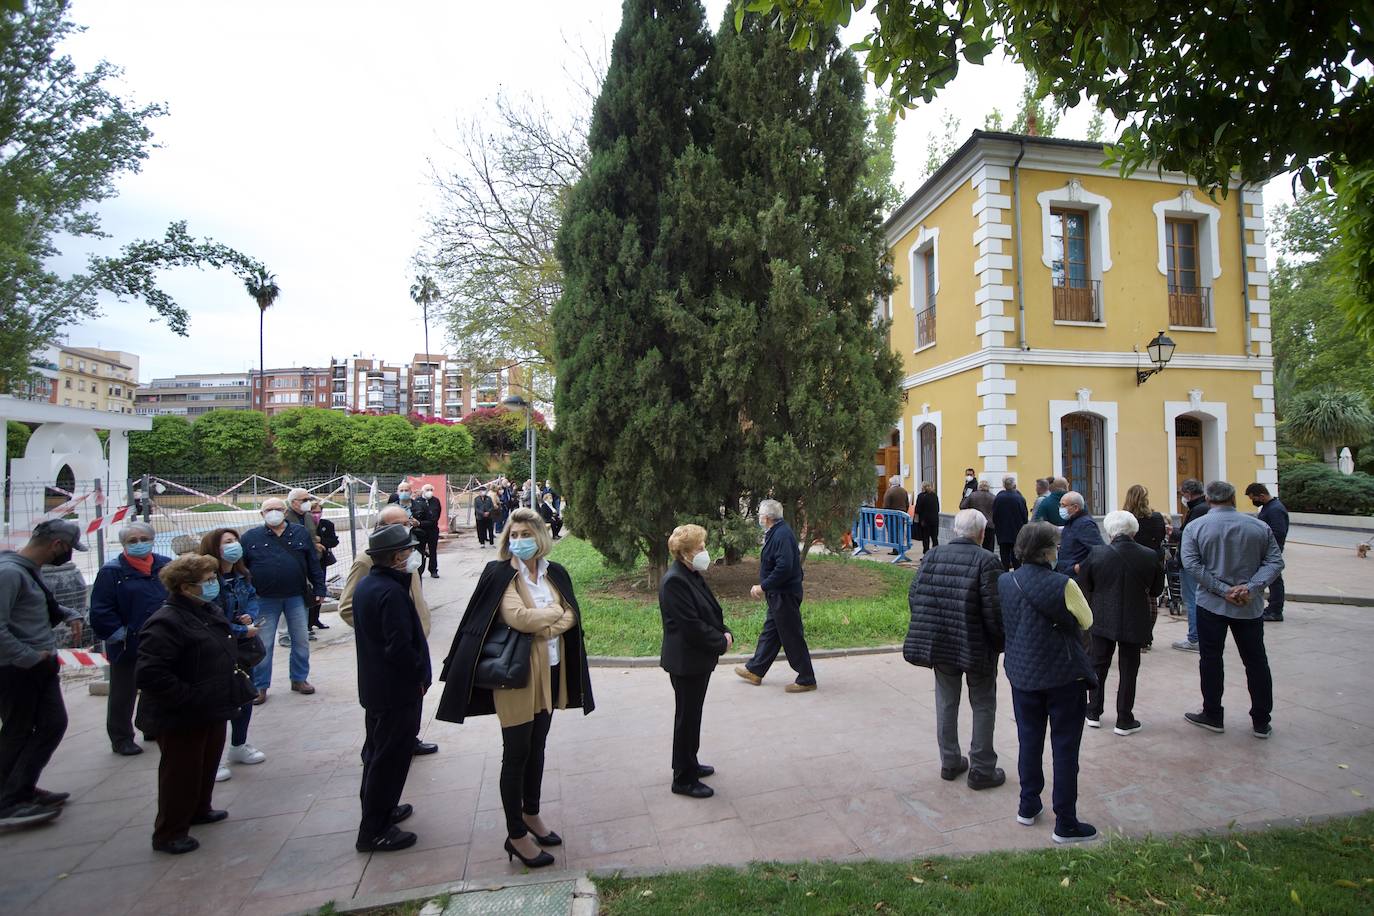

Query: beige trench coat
<box><xmin>492</xmin><ymin>570</ymin><xmax>577</xmax><ymax>728</ymax></box>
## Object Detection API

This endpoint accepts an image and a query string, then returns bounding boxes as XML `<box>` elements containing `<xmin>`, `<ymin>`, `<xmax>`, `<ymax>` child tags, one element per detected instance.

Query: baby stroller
<box><xmin>1162</xmin><ymin>540</ymin><xmax>1184</xmax><ymax>617</ymax></box>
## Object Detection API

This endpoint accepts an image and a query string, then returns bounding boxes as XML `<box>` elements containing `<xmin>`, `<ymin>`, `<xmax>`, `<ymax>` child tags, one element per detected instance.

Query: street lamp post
<box><xmin>502</xmin><ymin>393</ymin><xmax>535</xmax><ymax>505</ymax></box>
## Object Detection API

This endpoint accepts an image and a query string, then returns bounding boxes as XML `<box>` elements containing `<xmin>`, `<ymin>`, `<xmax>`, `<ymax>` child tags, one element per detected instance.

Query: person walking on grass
<box><xmin>1181</xmin><ymin>481</ymin><xmax>1284</xmax><ymax>739</ymax></box>
<box><xmin>903</xmin><ymin>509</ymin><xmax>1006</xmax><ymax>791</ymax></box>
<box><xmin>1245</xmin><ymin>483</ymin><xmax>1289</xmax><ymax>622</ymax></box>
<box><xmin>735</xmin><ymin>500</ymin><xmax>816</xmax><ymax>692</ymax></box>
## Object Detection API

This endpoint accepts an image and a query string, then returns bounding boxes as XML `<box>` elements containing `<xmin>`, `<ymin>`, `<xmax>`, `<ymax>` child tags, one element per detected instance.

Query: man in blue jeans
<box><xmin>1172</xmin><ymin>479</ymin><xmax>1209</xmax><ymax>652</ymax></box>
<box><xmin>241</xmin><ymin>497</ymin><xmax>325</xmax><ymax>703</ymax></box>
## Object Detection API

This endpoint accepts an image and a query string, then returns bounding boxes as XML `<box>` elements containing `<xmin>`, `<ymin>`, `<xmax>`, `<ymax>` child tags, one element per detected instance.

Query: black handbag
<box><xmin>474</xmin><ymin>620</ymin><xmax>531</xmax><ymax>690</ymax></box>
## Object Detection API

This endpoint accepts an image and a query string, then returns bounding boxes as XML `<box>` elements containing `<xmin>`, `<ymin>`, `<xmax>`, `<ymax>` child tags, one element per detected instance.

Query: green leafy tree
<box><xmin>342</xmin><ymin>414</ymin><xmax>418</xmax><ymax>474</ymax></box>
<box><xmin>0</xmin><ymin>2</ymin><xmax>266</xmax><ymax>393</ymax></box>
<box><xmin>704</xmin><ymin>12</ymin><xmax>903</xmax><ymax>556</ymax></box>
<box><xmin>921</xmin><ymin>110</ymin><xmax>963</xmax><ymax>177</ymax></box>
<box><xmin>860</xmin><ymin>103</ymin><xmax>903</xmax><ymax>212</ymax></box>
<box><xmin>460</xmin><ymin>406</ymin><xmax>544</xmax><ymax>460</ymax></box>
<box><xmin>553</xmin><ymin>0</ymin><xmax>714</xmax><ymax>581</ymax></box>
<box><xmin>128</xmin><ymin>415</ymin><xmax>197</xmax><ymax>477</ymax></box>
<box><xmin>269</xmin><ymin>407</ymin><xmax>352</xmax><ymax>475</ymax></box>
<box><xmin>415</xmin><ymin>422</ymin><xmax>476</xmax><ymax>473</ymax></box>
<box><xmin>191</xmin><ymin>410</ymin><xmax>268</xmax><ymax>474</ymax></box>
<box><xmin>1283</xmin><ymin>390</ymin><xmax>1374</xmax><ymax>469</ymax></box>
<box><xmin>735</xmin><ymin>1</ymin><xmax>1374</xmax><ymax>333</ymax></box>
<box><xmin>244</xmin><ymin>268</ymin><xmax>280</xmax><ymax>411</ymax></box>
<box><xmin>6</xmin><ymin>420</ymin><xmax>30</xmax><ymax>474</ymax></box>
<box><xmin>1009</xmin><ymin>73</ymin><xmax>1060</xmax><ymax>137</ymax></box>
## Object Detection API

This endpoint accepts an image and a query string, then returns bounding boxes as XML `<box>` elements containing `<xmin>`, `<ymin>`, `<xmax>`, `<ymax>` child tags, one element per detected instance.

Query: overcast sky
<box><xmin>55</xmin><ymin>1</ymin><xmax>1285</xmax><ymax>382</ymax></box>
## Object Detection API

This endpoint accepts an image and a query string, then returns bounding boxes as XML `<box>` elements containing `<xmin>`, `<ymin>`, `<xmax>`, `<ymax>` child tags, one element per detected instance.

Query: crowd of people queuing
<box><xmin>0</xmin><ymin>467</ymin><xmax>1287</xmax><ymax>860</ymax></box>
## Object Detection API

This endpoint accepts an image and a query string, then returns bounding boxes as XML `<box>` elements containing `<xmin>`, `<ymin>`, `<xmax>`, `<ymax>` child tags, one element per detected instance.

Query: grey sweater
<box><xmin>0</xmin><ymin>551</ymin><xmax>77</xmax><ymax>668</ymax></box>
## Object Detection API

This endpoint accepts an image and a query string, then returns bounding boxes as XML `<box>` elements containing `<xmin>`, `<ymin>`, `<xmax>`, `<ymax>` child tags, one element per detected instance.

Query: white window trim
<box><xmin>1153</xmin><ymin>189</ymin><xmax>1222</xmax><ymax>282</ymax></box>
<box><xmin>1049</xmin><ymin>396</ymin><xmax>1119</xmax><ymax>511</ymax></box>
<box><xmin>1164</xmin><ymin>398</ymin><xmax>1229</xmax><ymax>511</ymax></box>
<box><xmin>908</xmin><ymin>226</ymin><xmax>940</xmax><ymax>344</ymax></box>
<box><xmin>1037</xmin><ymin>179</ymin><xmax>1113</xmax><ymax>298</ymax></box>
<box><xmin>912</xmin><ymin>408</ymin><xmax>943</xmax><ymax>503</ymax></box>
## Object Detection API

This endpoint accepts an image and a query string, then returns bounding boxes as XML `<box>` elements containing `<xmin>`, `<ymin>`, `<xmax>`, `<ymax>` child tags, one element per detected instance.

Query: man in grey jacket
<box><xmin>0</xmin><ymin>520</ymin><xmax>88</xmax><ymax>829</ymax></box>
<box><xmin>1180</xmin><ymin>480</ymin><xmax>1284</xmax><ymax>738</ymax></box>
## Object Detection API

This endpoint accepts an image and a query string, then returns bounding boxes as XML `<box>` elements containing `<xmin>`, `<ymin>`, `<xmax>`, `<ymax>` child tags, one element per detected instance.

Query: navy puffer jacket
<box><xmin>903</xmin><ymin>538</ymin><xmax>1005</xmax><ymax>675</ymax></box>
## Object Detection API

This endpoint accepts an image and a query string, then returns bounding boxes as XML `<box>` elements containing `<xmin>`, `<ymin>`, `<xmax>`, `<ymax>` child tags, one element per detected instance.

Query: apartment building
<box><xmin>251</xmin><ymin>366</ymin><xmax>333</xmax><ymax>416</ymax></box>
<box><xmin>51</xmin><ymin>345</ymin><xmax>140</xmax><ymax>414</ymax></box>
<box><xmin>134</xmin><ymin>372</ymin><xmax>252</xmax><ymax>417</ymax></box>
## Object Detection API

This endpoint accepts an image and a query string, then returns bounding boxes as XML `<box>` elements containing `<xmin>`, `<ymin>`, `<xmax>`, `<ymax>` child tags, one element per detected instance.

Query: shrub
<box><xmin>1278</xmin><ymin>461</ymin><xmax>1374</xmax><ymax>515</ymax></box>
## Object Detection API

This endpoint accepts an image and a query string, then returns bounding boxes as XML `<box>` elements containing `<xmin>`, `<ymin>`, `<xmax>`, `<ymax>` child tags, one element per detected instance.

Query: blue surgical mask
<box><xmin>221</xmin><ymin>542</ymin><xmax>244</xmax><ymax>563</ymax></box>
<box><xmin>509</xmin><ymin>537</ymin><xmax>538</xmax><ymax>560</ymax></box>
<box><xmin>1059</xmin><ymin>506</ymin><xmax>1071</xmax><ymax>520</ymax></box>
<box><xmin>399</xmin><ymin>492</ymin><xmax>411</xmax><ymax>502</ymax></box>
<box><xmin>125</xmin><ymin>541</ymin><xmax>153</xmax><ymax>558</ymax></box>
<box><xmin>200</xmin><ymin>579</ymin><xmax>221</xmax><ymax>601</ymax></box>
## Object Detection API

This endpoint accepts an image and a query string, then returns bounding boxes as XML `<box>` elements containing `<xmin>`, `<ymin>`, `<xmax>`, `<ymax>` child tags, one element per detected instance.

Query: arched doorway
<box><xmin>1175</xmin><ymin>416</ymin><xmax>1204</xmax><ymax>504</ymax></box>
<box><xmin>1061</xmin><ymin>413</ymin><xmax>1106</xmax><ymax>515</ymax></box>
<box><xmin>917</xmin><ymin>423</ymin><xmax>937</xmax><ymax>491</ymax></box>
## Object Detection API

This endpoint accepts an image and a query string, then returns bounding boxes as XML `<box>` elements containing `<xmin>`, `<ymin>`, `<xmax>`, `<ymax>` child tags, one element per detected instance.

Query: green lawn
<box><xmin>549</xmin><ymin>536</ymin><xmax>911</xmax><ymax>657</ymax></box>
<box><xmin>598</xmin><ymin>812</ymin><xmax>1374</xmax><ymax>915</ymax></box>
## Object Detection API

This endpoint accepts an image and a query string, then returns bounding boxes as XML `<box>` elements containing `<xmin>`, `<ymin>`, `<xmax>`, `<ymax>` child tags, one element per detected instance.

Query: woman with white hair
<box><xmin>1077</xmin><ymin>510</ymin><xmax>1166</xmax><ymax>735</ymax></box>
<box><xmin>89</xmin><ymin>522</ymin><xmax>171</xmax><ymax>755</ymax></box>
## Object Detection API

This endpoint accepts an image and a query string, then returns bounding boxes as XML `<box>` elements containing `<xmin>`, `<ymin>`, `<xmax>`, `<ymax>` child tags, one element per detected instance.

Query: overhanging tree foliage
<box><xmin>0</xmin><ymin>1</ymin><xmax>268</xmax><ymax>393</ymax></box>
<box><xmin>191</xmin><ymin>409</ymin><xmax>268</xmax><ymax>474</ymax></box>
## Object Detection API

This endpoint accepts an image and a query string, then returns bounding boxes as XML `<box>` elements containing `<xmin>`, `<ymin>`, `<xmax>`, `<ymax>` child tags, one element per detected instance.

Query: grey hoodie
<box><xmin>0</xmin><ymin>551</ymin><xmax>75</xmax><ymax>668</ymax></box>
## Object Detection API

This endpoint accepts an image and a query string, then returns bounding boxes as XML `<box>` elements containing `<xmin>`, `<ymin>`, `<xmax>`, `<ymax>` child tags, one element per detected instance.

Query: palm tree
<box><xmin>245</xmin><ymin>268</ymin><xmax>281</xmax><ymax>412</ymax></box>
<box><xmin>410</xmin><ymin>274</ymin><xmax>440</xmax><ymax>417</ymax></box>
<box><xmin>1283</xmin><ymin>389</ymin><xmax>1374</xmax><ymax>468</ymax></box>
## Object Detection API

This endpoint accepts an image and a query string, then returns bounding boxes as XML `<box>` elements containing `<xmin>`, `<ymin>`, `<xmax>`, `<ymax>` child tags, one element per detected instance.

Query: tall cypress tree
<box><xmin>553</xmin><ymin>0</ymin><xmax>715</xmax><ymax>578</ymax></box>
<box><xmin>706</xmin><ymin>13</ymin><xmax>903</xmax><ymax>554</ymax></box>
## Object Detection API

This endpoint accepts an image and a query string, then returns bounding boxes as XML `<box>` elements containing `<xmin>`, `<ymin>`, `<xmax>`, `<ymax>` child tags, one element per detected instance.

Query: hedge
<box><xmin>1277</xmin><ymin>461</ymin><xmax>1374</xmax><ymax>515</ymax></box>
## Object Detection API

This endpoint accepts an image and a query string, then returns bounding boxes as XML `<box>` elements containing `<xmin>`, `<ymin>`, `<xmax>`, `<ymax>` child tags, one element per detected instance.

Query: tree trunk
<box><xmin>423</xmin><ymin>301</ymin><xmax>433</xmax><ymax>418</ymax></box>
<box><xmin>1324</xmin><ymin>444</ymin><xmax>1340</xmax><ymax>468</ymax></box>
<box><xmin>258</xmin><ymin>308</ymin><xmax>265</xmax><ymax>413</ymax></box>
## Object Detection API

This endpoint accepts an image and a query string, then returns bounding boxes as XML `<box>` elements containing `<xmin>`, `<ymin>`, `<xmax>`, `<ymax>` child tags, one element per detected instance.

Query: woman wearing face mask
<box><xmin>137</xmin><ymin>555</ymin><xmax>257</xmax><ymax>854</ymax></box>
<box><xmin>657</xmin><ymin>524</ymin><xmax>732</xmax><ymax>799</ymax></box>
<box><xmin>537</xmin><ymin>492</ymin><xmax>563</xmax><ymax>540</ymax></box>
<box><xmin>89</xmin><ymin>522</ymin><xmax>171</xmax><ymax>756</ymax></box>
<box><xmin>199</xmin><ymin>529</ymin><xmax>267</xmax><ymax>780</ymax></box>
<box><xmin>435</xmin><ymin>508</ymin><xmax>595</xmax><ymax>870</ymax></box>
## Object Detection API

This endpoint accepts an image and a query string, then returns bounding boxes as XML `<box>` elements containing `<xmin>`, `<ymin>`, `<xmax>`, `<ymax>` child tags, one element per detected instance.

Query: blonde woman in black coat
<box><xmin>658</xmin><ymin>524</ymin><xmax>732</xmax><ymax>799</ymax></box>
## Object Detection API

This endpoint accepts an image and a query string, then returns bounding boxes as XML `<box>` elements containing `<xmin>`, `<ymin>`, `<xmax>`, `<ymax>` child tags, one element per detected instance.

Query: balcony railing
<box><xmin>1052</xmin><ymin>277</ymin><xmax>1101</xmax><ymax>322</ymax></box>
<box><xmin>1168</xmin><ymin>284</ymin><xmax>1212</xmax><ymax>328</ymax></box>
<box><xmin>916</xmin><ymin>304</ymin><xmax>936</xmax><ymax>348</ymax></box>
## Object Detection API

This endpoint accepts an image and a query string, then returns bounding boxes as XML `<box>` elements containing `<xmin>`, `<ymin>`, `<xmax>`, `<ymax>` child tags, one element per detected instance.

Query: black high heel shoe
<box><xmin>532</xmin><ymin>829</ymin><xmax>562</xmax><ymax>847</ymax></box>
<box><xmin>505</xmin><ymin>837</ymin><xmax>555</xmax><ymax>868</ymax></box>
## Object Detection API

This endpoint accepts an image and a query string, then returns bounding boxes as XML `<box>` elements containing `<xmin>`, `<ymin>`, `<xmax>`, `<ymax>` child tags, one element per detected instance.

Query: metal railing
<box><xmin>916</xmin><ymin>304</ymin><xmax>936</xmax><ymax>348</ymax></box>
<box><xmin>1052</xmin><ymin>277</ymin><xmax>1101</xmax><ymax>322</ymax></box>
<box><xmin>1168</xmin><ymin>284</ymin><xmax>1212</xmax><ymax>327</ymax></box>
<box><xmin>851</xmin><ymin>507</ymin><xmax>913</xmax><ymax>563</ymax></box>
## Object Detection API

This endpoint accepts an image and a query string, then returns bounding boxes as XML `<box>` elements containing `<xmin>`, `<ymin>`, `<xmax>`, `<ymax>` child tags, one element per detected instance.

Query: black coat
<box><xmin>991</xmin><ymin>489</ymin><xmax>1029</xmax><ymax>546</ymax></box>
<box><xmin>353</xmin><ymin>564</ymin><xmax>431</xmax><ymax>709</ymax></box>
<box><xmin>134</xmin><ymin>594</ymin><xmax>244</xmax><ymax>734</ymax></box>
<box><xmin>915</xmin><ymin>491</ymin><xmax>940</xmax><ymax>529</ymax></box>
<box><xmin>903</xmin><ymin>537</ymin><xmax>1005</xmax><ymax>675</ymax></box>
<box><xmin>435</xmin><ymin>560</ymin><xmax>594</xmax><ymax>723</ymax></box>
<box><xmin>1132</xmin><ymin>511</ymin><xmax>1167</xmax><ymax>554</ymax></box>
<box><xmin>1078</xmin><ymin>536</ymin><xmax>1166</xmax><ymax>645</ymax></box>
<box><xmin>410</xmin><ymin>495</ymin><xmax>442</xmax><ymax>533</ymax></box>
<box><xmin>658</xmin><ymin>560</ymin><xmax>730</xmax><ymax>676</ymax></box>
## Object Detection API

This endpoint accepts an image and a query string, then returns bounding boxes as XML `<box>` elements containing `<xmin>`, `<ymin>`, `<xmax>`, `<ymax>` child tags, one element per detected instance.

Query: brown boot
<box><xmin>252</xmin><ymin>689</ymin><xmax>267</xmax><ymax>706</ymax></box>
<box><xmin>291</xmin><ymin>681</ymin><xmax>315</xmax><ymax>695</ymax></box>
<box><xmin>734</xmin><ymin>666</ymin><xmax>762</xmax><ymax>686</ymax></box>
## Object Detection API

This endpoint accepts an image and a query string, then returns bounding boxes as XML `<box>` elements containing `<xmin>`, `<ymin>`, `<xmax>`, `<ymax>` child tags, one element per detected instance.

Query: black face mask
<box><xmin>51</xmin><ymin>546</ymin><xmax>73</xmax><ymax>567</ymax></box>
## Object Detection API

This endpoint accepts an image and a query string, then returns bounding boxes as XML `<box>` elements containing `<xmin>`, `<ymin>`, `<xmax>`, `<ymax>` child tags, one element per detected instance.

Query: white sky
<box><xmin>54</xmin><ymin>0</ymin><xmax>1289</xmax><ymax>382</ymax></box>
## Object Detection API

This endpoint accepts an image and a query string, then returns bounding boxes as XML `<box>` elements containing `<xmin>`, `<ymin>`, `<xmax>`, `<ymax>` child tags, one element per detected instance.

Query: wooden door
<box><xmin>875</xmin><ymin>445</ymin><xmax>900</xmax><ymax>504</ymax></box>
<box><xmin>1176</xmin><ymin>417</ymin><xmax>1203</xmax><ymax>507</ymax></box>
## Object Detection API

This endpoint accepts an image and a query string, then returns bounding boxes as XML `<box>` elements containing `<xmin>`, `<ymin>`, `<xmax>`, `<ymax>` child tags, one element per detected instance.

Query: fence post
<box><xmin>92</xmin><ymin>478</ymin><xmax>105</xmax><ymax>564</ymax></box>
<box><xmin>346</xmin><ymin>476</ymin><xmax>359</xmax><ymax>559</ymax></box>
<box><xmin>140</xmin><ymin>473</ymin><xmax>151</xmax><ymax>522</ymax></box>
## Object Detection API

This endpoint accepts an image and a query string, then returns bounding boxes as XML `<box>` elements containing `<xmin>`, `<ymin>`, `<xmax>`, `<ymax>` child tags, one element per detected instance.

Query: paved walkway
<box><xmin>4</xmin><ymin>538</ymin><xmax>1374</xmax><ymax>916</ymax></box>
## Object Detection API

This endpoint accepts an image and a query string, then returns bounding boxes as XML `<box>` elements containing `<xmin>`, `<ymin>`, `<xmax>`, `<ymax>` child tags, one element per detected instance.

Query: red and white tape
<box><xmin>84</xmin><ymin>505</ymin><xmax>132</xmax><ymax>536</ymax></box>
<box><xmin>57</xmin><ymin>649</ymin><xmax>108</xmax><ymax>668</ymax></box>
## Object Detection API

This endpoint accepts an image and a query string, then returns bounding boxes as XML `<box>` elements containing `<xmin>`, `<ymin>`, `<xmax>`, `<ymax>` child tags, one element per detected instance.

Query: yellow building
<box><xmin>52</xmin><ymin>345</ymin><xmax>140</xmax><ymax>414</ymax></box>
<box><xmin>880</xmin><ymin>131</ymin><xmax>1274</xmax><ymax>517</ymax></box>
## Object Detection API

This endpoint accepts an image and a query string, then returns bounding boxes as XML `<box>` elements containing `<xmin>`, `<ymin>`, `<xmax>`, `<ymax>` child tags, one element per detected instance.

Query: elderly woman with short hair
<box><xmin>915</xmin><ymin>481</ymin><xmax>941</xmax><ymax>553</ymax></box>
<box><xmin>1077</xmin><ymin>511</ymin><xmax>1166</xmax><ymax>736</ymax></box>
<box><xmin>658</xmin><ymin>524</ymin><xmax>732</xmax><ymax>799</ymax></box>
<box><xmin>998</xmin><ymin>522</ymin><xmax>1099</xmax><ymax>844</ymax></box>
<box><xmin>89</xmin><ymin>522</ymin><xmax>171</xmax><ymax>756</ymax></box>
<box><xmin>436</xmin><ymin>508</ymin><xmax>595</xmax><ymax>869</ymax></box>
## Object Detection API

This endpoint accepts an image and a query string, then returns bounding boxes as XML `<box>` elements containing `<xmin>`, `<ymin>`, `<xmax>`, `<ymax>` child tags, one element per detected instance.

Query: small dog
<box><xmin>1358</xmin><ymin>543</ymin><xmax>1370</xmax><ymax>559</ymax></box>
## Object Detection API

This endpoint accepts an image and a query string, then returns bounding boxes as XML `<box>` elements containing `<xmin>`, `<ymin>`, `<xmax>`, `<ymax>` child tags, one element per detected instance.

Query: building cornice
<box><xmin>901</xmin><ymin>347</ymin><xmax>1274</xmax><ymax>390</ymax></box>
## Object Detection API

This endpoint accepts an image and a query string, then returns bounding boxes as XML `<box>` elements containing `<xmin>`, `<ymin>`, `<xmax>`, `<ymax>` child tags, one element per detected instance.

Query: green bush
<box><xmin>1278</xmin><ymin>460</ymin><xmax>1374</xmax><ymax>514</ymax></box>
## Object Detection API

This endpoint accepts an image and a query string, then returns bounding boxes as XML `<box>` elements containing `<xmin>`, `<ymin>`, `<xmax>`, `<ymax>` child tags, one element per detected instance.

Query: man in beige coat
<box><xmin>340</xmin><ymin>505</ymin><xmax>437</xmax><ymax>755</ymax></box>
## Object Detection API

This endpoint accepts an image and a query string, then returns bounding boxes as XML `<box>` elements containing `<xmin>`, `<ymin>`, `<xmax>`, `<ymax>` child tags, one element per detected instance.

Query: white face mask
<box><xmin>421</xmin><ymin>489</ymin><xmax>434</xmax><ymax>498</ymax></box>
<box><xmin>691</xmin><ymin>549</ymin><xmax>711</xmax><ymax>572</ymax></box>
<box><xmin>300</xmin><ymin>500</ymin><xmax>314</xmax><ymax>512</ymax></box>
<box><xmin>966</xmin><ymin>475</ymin><xmax>975</xmax><ymax>482</ymax></box>
<box><xmin>404</xmin><ymin>551</ymin><xmax>423</xmax><ymax>574</ymax></box>
<box><xmin>263</xmin><ymin>510</ymin><xmax>285</xmax><ymax>527</ymax></box>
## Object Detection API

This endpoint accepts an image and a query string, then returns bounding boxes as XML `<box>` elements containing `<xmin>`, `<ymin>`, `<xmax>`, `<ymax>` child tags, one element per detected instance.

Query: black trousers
<box><xmin>1267</xmin><ymin>573</ymin><xmax>1285</xmax><ymax>616</ymax></box>
<box><xmin>106</xmin><ymin>650</ymin><xmax>137</xmax><ymax>745</ymax></box>
<box><xmin>998</xmin><ymin>542</ymin><xmax>1018</xmax><ymax>571</ymax></box>
<box><xmin>746</xmin><ymin>592</ymin><xmax>815</xmax><ymax>685</ymax></box>
<box><xmin>499</xmin><ymin>664</ymin><xmax>558</xmax><ymax>839</ymax></box>
<box><xmin>229</xmin><ymin>702</ymin><xmax>253</xmax><ymax>746</ymax></box>
<box><xmin>0</xmin><ymin>658</ymin><xmax>68</xmax><ymax>810</ymax></box>
<box><xmin>1011</xmin><ymin>681</ymin><xmax>1087</xmax><ymax>834</ymax></box>
<box><xmin>416</xmin><ymin>527</ymin><xmax>440</xmax><ymax>574</ymax></box>
<box><xmin>920</xmin><ymin>527</ymin><xmax>939</xmax><ymax>553</ymax></box>
<box><xmin>154</xmin><ymin>722</ymin><xmax>226</xmax><ymax>844</ymax></box>
<box><xmin>476</xmin><ymin>517</ymin><xmax>495</xmax><ymax>545</ymax></box>
<box><xmin>359</xmin><ymin>700</ymin><xmax>422</xmax><ymax>843</ymax></box>
<box><xmin>669</xmin><ymin>672</ymin><xmax>711</xmax><ymax>785</ymax></box>
<box><xmin>982</xmin><ymin>528</ymin><xmax>997</xmax><ymax>552</ymax></box>
<box><xmin>1198</xmin><ymin>608</ymin><xmax>1273</xmax><ymax>728</ymax></box>
<box><xmin>1087</xmin><ymin>636</ymin><xmax>1142</xmax><ymax>726</ymax></box>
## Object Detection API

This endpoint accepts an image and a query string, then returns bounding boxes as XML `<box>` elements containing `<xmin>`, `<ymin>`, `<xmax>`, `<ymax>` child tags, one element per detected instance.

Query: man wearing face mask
<box><xmin>0</xmin><ymin>520</ymin><xmax>88</xmax><ymax>830</ymax></box>
<box><xmin>410</xmin><ymin>484</ymin><xmax>443</xmax><ymax>578</ymax></box>
<box><xmin>962</xmin><ymin>468</ymin><xmax>978</xmax><ymax>503</ymax></box>
<box><xmin>89</xmin><ymin>522</ymin><xmax>171</xmax><ymax>755</ymax></box>
<box><xmin>1244</xmin><ymin>483</ymin><xmax>1288</xmax><ymax>622</ymax></box>
<box><xmin>240</xmin><ymin>497</ymin><xmax>326</xmax><ymax>703</ymax></box>
<box><xmin>736</xmin><ymin>500</ymin><xmax>816</xmax><ymax>692</ymax></box>
<box><xmin>351</xmin><ymin>524</ymin><xmax>431</xmax><ymax>852</ymax></box>
<box><xmin>1054</xmin><ymin>492</ymin><xmax>1104</xmax><ymax>580</ymax></box>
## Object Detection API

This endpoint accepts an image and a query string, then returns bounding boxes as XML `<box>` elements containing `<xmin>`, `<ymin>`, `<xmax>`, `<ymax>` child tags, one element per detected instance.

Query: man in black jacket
<box><xmin>736</xmin><ymin>500</ymin><xmax>816</xmax><ymax>692</ymax></box>
<box><xmin>991</xmin><ymin>477</ymin><xmax>1029</xmax><ymax>570</ymax></box>
<box><xmin>903</xmin><ymin>509</ymin><xmax>1006</xmax><ymax>789</ymax></box>
<box><xmin>1172</xmin><ymin>478</ymin><xmax>1209</xmax><ymax>651</ymax></box>
<box><xmin>410</xmin><ymin>484</ymin><xmax>443</xmax><ymax>578</ymax></box>
<box><xmin>1245</xmin><ymin>483</ymin><xmax>1289</xmax><ymax>622</ymax></box>
<box><xmin>352</xmin><ymin>524</ymin><xmax>430</xmax><ymax>853</ymax></box>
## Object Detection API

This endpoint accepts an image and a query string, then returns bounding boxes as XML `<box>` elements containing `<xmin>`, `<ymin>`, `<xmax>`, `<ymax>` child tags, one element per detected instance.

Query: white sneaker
<box><xmin>228</xmin><ymin>743</ymin><xmax>266</xmax><ymax>765</ymax></box>
<box><xmin>215</xmin><ymin>765</ymin><xmax>231</xmax><ymax>783</ymax></box>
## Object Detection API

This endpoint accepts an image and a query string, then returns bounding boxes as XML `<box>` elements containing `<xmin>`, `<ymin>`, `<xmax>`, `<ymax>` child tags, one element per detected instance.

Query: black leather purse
<box><xmin>474</xmin><ymin>620</ymin><xmax>531</xmax><ymax>690</ymax></box>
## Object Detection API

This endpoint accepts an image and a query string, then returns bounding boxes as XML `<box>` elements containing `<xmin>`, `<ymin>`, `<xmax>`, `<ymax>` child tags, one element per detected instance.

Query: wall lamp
<box><xmin>1136</xmin><ymin>331</ymin><xmax>1176</xmax><ymax>386</ymax></box>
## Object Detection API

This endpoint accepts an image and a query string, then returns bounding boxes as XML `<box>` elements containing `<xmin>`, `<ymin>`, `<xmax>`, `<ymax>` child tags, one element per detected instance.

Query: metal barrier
<box><xmin>851</xmin><ymin>507</ymin><xmax>913</xmax><ymax>563</ymax></box>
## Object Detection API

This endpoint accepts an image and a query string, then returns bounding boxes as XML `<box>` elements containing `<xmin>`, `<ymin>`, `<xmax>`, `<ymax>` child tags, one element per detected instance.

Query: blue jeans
<box><xmin>1181</xmin><ymin>569</ymin><xmax>1199</xmax><ymax>643</ymax></box>
<box><xmin>253</xmin><ymin>595</ymin><xmax>310</xmax><ymax>689</ymax></box>
<box><xmin>1011</xmin><ymin>681</ymin><xmax>1088</xmax><ymax>834</ymax></box>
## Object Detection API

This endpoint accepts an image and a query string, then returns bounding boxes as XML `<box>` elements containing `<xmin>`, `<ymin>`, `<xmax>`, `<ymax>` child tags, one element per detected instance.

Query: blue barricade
<box><xmin>852</xmin><ymin>507</ymin><xmax>912</xmax><ymax>563</ymax></box>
